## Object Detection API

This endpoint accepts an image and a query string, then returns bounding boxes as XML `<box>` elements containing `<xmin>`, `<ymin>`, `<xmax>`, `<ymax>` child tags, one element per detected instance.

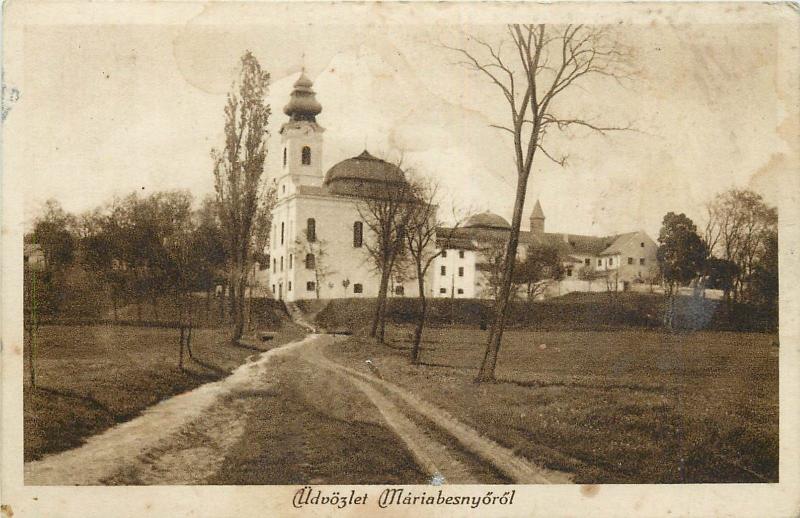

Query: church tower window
<box><xmin>353</xmin><ymin>221</ymin><xmax>363</xmax><ymax>247</ymax></box>
<box><xmin>305</xmin><ymin>253</ymin><xmax>315</xmax><ymax>270</ymax></box>
<box><xmin>307</xmin><ymin>218</ymin><xmax>316</xmax><ymax>242</ymax></box>
<box><xmin>283</xmin><ymin>147</ymin><xmax>287</xmax><ymax>167</ymax></box>
<box><xmin>302</xmin><ymin>146</ymin><xmax>311</xmax><ymax>165</ymax></box>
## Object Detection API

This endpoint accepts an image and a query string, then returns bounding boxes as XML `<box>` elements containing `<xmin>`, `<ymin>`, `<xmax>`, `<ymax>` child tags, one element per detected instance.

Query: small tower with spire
<box><xmin>530</xmin><ymin>199</ymin><xmax>545</xmax><ymax>234</ymax></box>
<box><xmin>279</xmin><ymin>70</ymin><xmax>325</xmax><ymax>189</ymax></box>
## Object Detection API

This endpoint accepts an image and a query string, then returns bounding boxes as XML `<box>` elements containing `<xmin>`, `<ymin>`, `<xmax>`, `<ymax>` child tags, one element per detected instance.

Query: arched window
<box><xmin>305</xmin><ymin>253</ymin><xmax>315</xmax><ymax>270</ymax></box>
<box><xmin>306</xmin><ymin>218</ymin><xmax>316</xmax><ymax>242</ymax></box>
<box><xmin>301</xmin><ymin>146</ymin><xmax>311</xmax><ymax>165</ymax></box>
<box><xmin>353</xmin><ymin>221</ymin><xmax>363</xmax><ymax>248</ymax></box>
<box><xmin>281</xmin><ymin>222</ymin><xmax>285</xmax><ymax>245</ymax></box>
<box><xmin>283</xmin><ymin>147</ymin><xmax>287</xmax><ymax>167</ymax></box>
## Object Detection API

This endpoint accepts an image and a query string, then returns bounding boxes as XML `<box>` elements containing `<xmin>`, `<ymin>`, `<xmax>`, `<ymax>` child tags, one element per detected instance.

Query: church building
<box><xmin>266</xmin><ymin>72</ymin><xmax>658</xmax><ymax>302</ymax></box>
<box><xmin>267</xmin><ymin>72</ymin><xmax>421</xmax><ymax>301</ymax></box>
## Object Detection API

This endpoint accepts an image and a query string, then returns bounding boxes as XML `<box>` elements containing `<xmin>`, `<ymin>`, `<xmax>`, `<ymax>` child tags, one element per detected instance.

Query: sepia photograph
<box><xmin>2</xmin><ymin>1</ymin><xmax>798</xmax><ymax>517</ymax></box>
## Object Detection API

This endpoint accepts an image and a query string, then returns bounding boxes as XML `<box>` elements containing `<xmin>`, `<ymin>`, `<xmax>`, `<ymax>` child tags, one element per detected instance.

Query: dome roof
<box><xmin>283</xmin><ymin>72</ymin><xmax>322</xmax><ymax>122</ymax></box>
<box><xmin>324</xmin><ymin>150</ymin><xmax>409</xmax><ymax>198</ymax></box>
<box><xmin>465</xmin><ymin>211</ymin><xmax>511</xmax><ymax>230</ymax></box>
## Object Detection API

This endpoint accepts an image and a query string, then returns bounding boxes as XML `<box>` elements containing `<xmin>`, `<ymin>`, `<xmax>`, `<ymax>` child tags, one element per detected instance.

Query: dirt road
<box><xmin>25</xmin><ymin>333</ymin><xmax>569</xmax><ymax>485</ymax></box>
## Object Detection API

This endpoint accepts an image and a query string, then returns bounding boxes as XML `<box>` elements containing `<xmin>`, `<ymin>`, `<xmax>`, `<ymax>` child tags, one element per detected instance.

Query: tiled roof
<box><xmin>438</xmin><ymin>226</ymin><xmax>644</xmax><ymax>258</ymax></box>
<box><xmin>597</xmin><ymin>231</ymin><xmax>640</xmax><ymax>256</ymax></box>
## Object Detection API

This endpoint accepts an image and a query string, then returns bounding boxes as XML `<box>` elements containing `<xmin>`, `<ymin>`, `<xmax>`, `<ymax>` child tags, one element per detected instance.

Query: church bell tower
<box><xmin>279</xmin><ymin>72</ymin><xmax>325</xmax><ymax>188</ymax></box>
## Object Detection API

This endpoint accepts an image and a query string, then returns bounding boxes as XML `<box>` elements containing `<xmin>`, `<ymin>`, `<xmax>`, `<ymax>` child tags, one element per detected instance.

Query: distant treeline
<box><xmin>24</xmin><ymin>193</ymin><xmax>271</xmax><ymax>327</ymax></box>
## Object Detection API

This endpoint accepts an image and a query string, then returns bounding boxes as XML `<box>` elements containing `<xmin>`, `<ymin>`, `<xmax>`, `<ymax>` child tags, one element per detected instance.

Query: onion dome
<box><xmin>464</xmin><ymin>211</ymin><xmax>511</xmax><ymax>230</ymax></box>
<box><xmin>283</xmin><ymin>72</ymin><xmax>322</xmax><ymax>122</ymax></box>
<box><xmin>323</xmin><ymin>150</ymin><xmax>410</xmax><ymax>199</ymax></box>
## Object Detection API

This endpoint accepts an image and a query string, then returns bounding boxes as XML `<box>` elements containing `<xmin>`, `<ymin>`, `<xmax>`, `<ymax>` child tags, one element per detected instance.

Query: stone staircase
<box><xmin>284</xmin><ymin>301</ymin><xmax>318</xmax><ymax>333</ymax></box>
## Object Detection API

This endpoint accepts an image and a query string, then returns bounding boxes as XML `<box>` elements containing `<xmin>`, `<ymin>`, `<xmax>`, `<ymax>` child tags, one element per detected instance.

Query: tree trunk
<box><xmin>477</xmin><ymin>173</ymin><xmax>529</xmax><ymax>382</ymax></box>
<box><xmin>412</xmin><ymin>269</ymin><xmax>427</xmax><ymax>364</ymax></box>
<box><xmin>379</xmin><ymin>296</ymin><xmax>389</xmax><ymax>343</ymax></box>
<box><xmin>231</xmin><ymin>273</ymin><xmax>248</xmax><ymax>344</ymax></box>
<box><xmin>248</xmin><ymin>278</ymin><xmax>254</xmax><ymax>331</ymax></box>
<box><xmin>371</xmin><ymin>264</ymin><xmax>392</xmax><ymax>339</ymax></box>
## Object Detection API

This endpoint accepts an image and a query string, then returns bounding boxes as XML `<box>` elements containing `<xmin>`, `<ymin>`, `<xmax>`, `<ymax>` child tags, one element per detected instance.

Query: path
<box><xmin>25</xmin><ymin>327</ymin><xmax>571</xmax><ymax>485</ymax></box>
<box><xmin>24</xmin><ymin>336</ymin><xmax>309</xmax><ymax>485</ymax></box>
<box><xmin>305</xmin><ymin>337</ymin><xmax>572</xmax><ymax>484</ymax></box>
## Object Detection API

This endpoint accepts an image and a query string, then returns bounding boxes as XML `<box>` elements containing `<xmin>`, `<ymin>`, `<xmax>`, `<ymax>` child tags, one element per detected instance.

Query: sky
<box><xmin>7</xmin><ymin>10</ymin><xmax>792</xmax><ymax>239</ymax></box>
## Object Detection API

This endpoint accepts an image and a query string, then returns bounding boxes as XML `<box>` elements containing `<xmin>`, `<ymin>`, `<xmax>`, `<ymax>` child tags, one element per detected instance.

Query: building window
<box><xmin>395</xmin><ymin>285</ymin><xmax>404</xmax><ymax>295</ymax></box>
<box><xmin>273</xmin><ymin>258</ymin><xmax>277</xmax><ymax>273</ymax></box>
<box><xmin>272</xmin><ymin>284</ymin><xmax>275</xmax><ymax>293</ymax></box>
<box><xmin>442</xmin><ymin>250</ymin><xmax>447</xmax><ymax>258</ymax></box>
<box><xmin>640</xmin><ymin>258</ymin><xmax>646</xmax><ymax>265</ymax></box>
<box><xmin>458</xmin><ymin>250</ymin><xmax>465</xmax><ymax>259</ymax></box>
<box><xmin>457</xmin><ymin>288</ymin><xmax>464</xmax><ymax>294</ymax></box>
<box><xmin>567</xmin><ymin>268</ymin><xmax>573</xmax><ymax>277</ymax></box>
<box><xmin>609</xmin><ymin>257</ymin><xmax>614</xmax><ymax>266</ymax></box>
<box><xmin>302</xmin><ymin>146</ymin><xmax>311</xmax><ymax>165</ymax></box>
<box><xmin>281</xmin><ymin>222</ymin><xmax>285</xmax><ymax>245</ymax></box>
<box><xmin>440</xmin><ymin>288</ymin><xmax>447</xmax><ymax>294</ymax></box>
<box><xmin>283</xmin><ymin>147</ymin><xmax>287</xmax><ymax>167</ymax></box>
<box><xmin>307</xmin><ymin>218</ymin><xmax>316</xmax><ymax>242</ymax></box>
<box><xmin>289</xmin><ymin>254</ymin><xmax>293</xmax><ymax>269</ymax></box>
<box><xmin>458</xmin><ymin>266</ymin><xmax>464</xmax><ymax>277</ymax></box>
<box><xmin>353</xmin><ymin>221</ymin><xmax>363</xmax><ymax>247</ymax></box>
<box><xmin>597</xmin><ymin>259</ymin><xmax>602</xmax><ymax>266</ymax></box>
<box><xmin>305</xmin><ymin>253</ymin><xmax>315</xmax><ymax>270</ymax></box>
<box><xmin>354</xmin><ymin>283</ymin><xmax>363</xmax><ymax>294</ymax></box>
<box><xmin>585</xmin><ymin>258</ymin><xmax>590</xmax><ymax>266</ymax></box>
<box><xmin>280</xmin><ymin>256</ymin><xmax>284</xmax><ymax>271</ymax></box>
<box><xmin>306</xmin><ymin>281</ymin><xmax>315</xmax><ymax>292</ymax></box>
<box><xmin>640</xmin><ymin>242</ymin><xmax>645</xmax><ymax>247</ymax></box>
<box><xmin>628</xmin><ymin>257</ymin><xmax>633</xmax><ymax>265</ymax></box>
<box><xmin>441</xmin><ymin>266</ymin><xmax>446</xmax><ymax>276</ymax></box>
<box><xmin>288</xmin><ymin>282</ymin><xmax>292</xmax><ymax>291</ymax></box>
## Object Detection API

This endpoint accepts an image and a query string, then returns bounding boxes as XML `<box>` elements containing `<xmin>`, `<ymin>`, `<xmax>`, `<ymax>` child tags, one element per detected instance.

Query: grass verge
<box><xmin>325</xmin><ymin>326</ymin><xmax>778</xmax><ymax>483</ymax></box>
<box><xmin>24</xmin><ymin>323</ymin><xmax>305</xmax><ymax>461</ymax></box>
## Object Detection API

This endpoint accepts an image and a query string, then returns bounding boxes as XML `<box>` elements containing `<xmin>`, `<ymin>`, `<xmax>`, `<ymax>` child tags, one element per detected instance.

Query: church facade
<box><xmin>266</xmin><ymin>73</ymin><xmax>658</xmax><ymax>302</ymax></box>
<box><xmin>267</xmin><ymin>73</ymin><xmax>423</xmax><ymax>301</ymax></box>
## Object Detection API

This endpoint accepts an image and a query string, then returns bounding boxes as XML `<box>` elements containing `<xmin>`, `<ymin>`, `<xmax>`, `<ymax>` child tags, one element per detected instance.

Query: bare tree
<box><xmin>704</xmin><ymin>189</ymin><xmax>777</xmax><ymax>303</ymax></box>
<box><xmin>212</xmin><ymin>51</ymin><xmax>273</xmax><ymax>343</ymax></box>
<box><xmin>514</xmin><ymin>243</ymin><xmax>564</xmax><ymax>301</ymax></box>
<box><xmin>478</xmin><ymin>236</ymin><xmax>521</xmax><ymax>301</ymax></box>
<box><xmin>295</xmin><ymin>230</ymin><xmax>336</xmax><ymax>299</ymax></box>
<box><xmin>357</xmin><ymin>169</ymin><xmax>416</xmax><ymax>344</ymax></box>
<box><xmin>404</xmin><ymin>177</ymin><xmax>457</xmax><ymax>364</ymax></box>
<box><xmin>444</xmin><ymin>24</ymin><xmax>632</xmax><ymax>381</ymax></box>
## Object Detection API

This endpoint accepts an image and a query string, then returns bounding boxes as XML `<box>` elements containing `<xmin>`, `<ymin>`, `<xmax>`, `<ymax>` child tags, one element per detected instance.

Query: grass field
<box><xmin>327</xmin><ymin>326</ymin><xmax>779</xmax><ymax>483</ymax></box>
<box><xmin>24</xmin><ymin>323</ymin><xmax>305</xmax><ymax>461</ymax></box>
